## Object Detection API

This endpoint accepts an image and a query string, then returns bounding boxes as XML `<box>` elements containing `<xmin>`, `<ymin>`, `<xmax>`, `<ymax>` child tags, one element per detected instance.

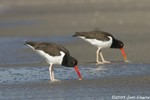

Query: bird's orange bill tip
<box><xmin>120</xmin><ymin>48</ymin><xmax>127</xmax><ymax>61</ymax></box>
<box><xmin>74</xmin><ymin>66</ymin><xmax>82</xmax><ymax>80</ymax></box>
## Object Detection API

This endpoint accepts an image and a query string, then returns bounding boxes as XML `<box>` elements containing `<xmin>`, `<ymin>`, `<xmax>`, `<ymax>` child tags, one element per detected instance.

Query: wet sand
<box><xmin>0</xmin><ymin>63</ymin><xmax>150</xmax><ymax>100</ymax></box>
<box><xmin>0</xmin><ymin>0</ymin><xmax>150</xmax><ymax>100</ymax></box>
<box><xmin>1</xmin><ymin>77</ymin><xmax>150</xmax><ymax>100</ymax></box>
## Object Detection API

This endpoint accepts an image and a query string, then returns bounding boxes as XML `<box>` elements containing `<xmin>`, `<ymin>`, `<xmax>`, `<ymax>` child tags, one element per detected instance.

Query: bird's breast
<box><xmin>35</xmin><ymin>50</ymin><xmax>65</xmax><ymax>65</ymax></box>
<box><xmin>79</xmin><ymin>36</ymin><xmax>113</xmax><ymax>48</ymax></box>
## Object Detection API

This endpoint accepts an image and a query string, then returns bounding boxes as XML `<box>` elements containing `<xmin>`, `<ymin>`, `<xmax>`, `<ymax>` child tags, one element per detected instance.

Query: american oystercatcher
<box><xmin>25</xmin><ymin>41</ymin><xmax>82</xmax><ymax>81</ymax></box>
<box><xmin>73</xmin><ymin>31</ymin><xmax>127</xmax><ymax>64</ymax></box>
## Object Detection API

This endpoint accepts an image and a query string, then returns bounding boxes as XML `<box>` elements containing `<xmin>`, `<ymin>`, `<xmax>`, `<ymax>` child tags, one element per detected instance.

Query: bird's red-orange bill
<box><xmin>74</xmin><ymin>66</ymin><xmax>82</xmax><ymax>80</ymax></box>
<box><xmin>120</xmin><ymin>48</ymin><xmax>127</xmax><ymax>61</ymax></box>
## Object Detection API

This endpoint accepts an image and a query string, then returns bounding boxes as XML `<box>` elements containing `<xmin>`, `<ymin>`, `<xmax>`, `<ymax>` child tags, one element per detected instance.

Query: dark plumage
<box><xmin>25</xmin><ymin>41</ymin><xmax>69</xmax><ymax>56</ymax></box>
<box><xmin>73</xmin><ymin>31</ymin><xmax>113</xmax><ymax>41</ymax></box>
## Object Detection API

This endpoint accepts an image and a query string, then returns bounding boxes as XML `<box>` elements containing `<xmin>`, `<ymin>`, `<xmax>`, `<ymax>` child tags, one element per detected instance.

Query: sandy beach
<box><xmin>0</xmin><ymin>0</ymin><xmax>150</xmax><ymax>99</ymax></box>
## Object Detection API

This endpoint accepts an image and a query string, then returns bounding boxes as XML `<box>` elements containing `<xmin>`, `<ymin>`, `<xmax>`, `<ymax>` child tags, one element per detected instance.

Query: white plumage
<box><xmin>35</xmin><ymin>50</ymin><xmax>65</xmax><ymax>65</ymax></box>
<box><xmin>27</xmin><ymin>44</ymin><xmax>65</xmax><ymax>65</ymax></box>
<box><xmin>79</xmin><ymin>36</ymin><xmax>113</xmax><ymax>49</ymax></box>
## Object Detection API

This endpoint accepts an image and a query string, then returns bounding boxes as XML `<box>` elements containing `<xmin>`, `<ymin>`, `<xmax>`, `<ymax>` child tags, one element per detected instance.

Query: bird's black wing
<box><xmin>74</xmin><ymin>31</ymin><xmax>114</xmax><ymax>41</ymax></box>
<box><xmin>25</xmin><ymin>41</ymin><xmax>70</xmax><ymax>56</ymax></box>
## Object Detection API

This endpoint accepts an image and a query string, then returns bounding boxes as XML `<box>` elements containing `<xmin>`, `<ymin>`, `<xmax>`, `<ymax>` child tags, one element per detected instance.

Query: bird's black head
<box><xmin>111</xmin><ymin>39</ymin><xmax>124</xmax><ymax>49</ymax></box>
<box><xmin>62</xmin><ymin>54</ymin><xmax>82</xmax><ymax>80</ymax></box>
<box><xmin>62</xmin><ymin>55</ymin><xmax>78</xmax><ymax>67</ymax></box>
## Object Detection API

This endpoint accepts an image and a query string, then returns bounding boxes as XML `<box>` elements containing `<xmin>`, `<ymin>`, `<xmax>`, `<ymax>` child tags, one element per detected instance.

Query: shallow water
<box><xmin>0</xmin><ymin>63</ymin><xmax>150</xmax><ymax>100</ymax></box>
<box><xmin>0</xmin><ymin>63</ymin><xmax>150</xmax><ymax>83</ymax></box>
<box><xmin>0</xmin><ymin>37</ymin><xmax>150</xmax><ymax>100</ymax></box>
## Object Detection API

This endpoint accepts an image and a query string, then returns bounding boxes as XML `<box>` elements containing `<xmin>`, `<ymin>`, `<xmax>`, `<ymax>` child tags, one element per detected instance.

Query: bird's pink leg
<box><xmin>49</xmin><ymin>64</ymin><xmax>53</xmax><ymax>81</ymax></box>
<box><xmin>99</xmin><ymin>51</ymin><xmax>110</xmax><ymax>63</ymax></box>
<box><xmin>49</xmin><ymin>64</ymin><xmax>60</xmax><ymax>81</ymax></box>
<box><xmin>96</xmin><ymin>48</ymin><xmax>103</xmax><ymax>64</ymax></box>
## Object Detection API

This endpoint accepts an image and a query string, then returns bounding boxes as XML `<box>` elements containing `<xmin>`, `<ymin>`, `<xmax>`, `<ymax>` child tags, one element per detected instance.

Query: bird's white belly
<box><xmin>79</xmin><ymin>36</ymin><xmax>112</xmax><ymax>48</ymax></box>
<box><xmin>35</xmin><ymin>50</ymin><xmax>65</xmax><ymax>65</ymax></box>
<box><xmin>27</xmin><ymin>44</ymin><xmax>65</xmax><ymax>65</ymax></box>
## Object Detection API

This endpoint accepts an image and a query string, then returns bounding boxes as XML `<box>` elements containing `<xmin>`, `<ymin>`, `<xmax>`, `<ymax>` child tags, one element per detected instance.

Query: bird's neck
<box><xmin>61</xmin><ymin>54</ymin><xmax>69</xmax><ymax>66</ymax></box>
<box><xmin>110</xmin><ymin>38</ymin><xmax>118</xmax><ymax>48</ymax></box>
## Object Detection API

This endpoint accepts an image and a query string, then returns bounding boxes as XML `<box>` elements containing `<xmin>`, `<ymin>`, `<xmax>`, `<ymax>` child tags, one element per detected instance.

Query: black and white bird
<box><xmin>73</xmin><ymin>31</ymin><xmax>127</xmax><ymax>64</ymax></box>
<box><xmin>25</xmin><ymin>41</ymin><xmax>82</xmax><ymax>81</ymax></box>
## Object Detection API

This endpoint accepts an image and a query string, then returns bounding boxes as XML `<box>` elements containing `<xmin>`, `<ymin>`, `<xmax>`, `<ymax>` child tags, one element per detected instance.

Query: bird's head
<box><xmin>111</xmin><ymin>39</ymin><xmax>127</xmax><ymax>61</ymax></box>
<box><xmin>111</xmin><ymin>39</ymin><xmax>124</xmax><ymax>49</ymax></box>
<box><xmin>66</xmin><ymin>56</ymin><xmax>78</xmax><ymax>67</ymax></box>
<box><xmin>62</xmin><ymin>55</ymin><xmax>82</xmax><ymax>80</ymax></box>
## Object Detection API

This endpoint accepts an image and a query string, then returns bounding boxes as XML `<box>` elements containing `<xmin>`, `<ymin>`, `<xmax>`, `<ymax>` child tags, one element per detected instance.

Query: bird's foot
<box><xmin>96</xmin><ymin>61</ymin><xmax>104</xmax><ymax>65</ymax></box>
<box><xmin>96</xmin><ymin>60</ymin><xmax>111</xmax><ymax>65</ymax></box>
<box><xmin>102</xmin><ymin>60</ymin><xmax>111</xmax><ymax>64</ymax></box>
<box><xmin>51</xmin><ymin>79</ymin><xmax>60</xmax><ymax>82</ymax></box>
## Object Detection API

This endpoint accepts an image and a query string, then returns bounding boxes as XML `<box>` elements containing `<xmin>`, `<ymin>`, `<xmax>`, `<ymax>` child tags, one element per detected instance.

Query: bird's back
<box><xmin>25</xmin><ymin>41</ymin><xmax>69</xmax><ymax>56</ymax></box>
<box><xmin>74</xmin><ymin>31</ymin><xmax>114</xmax><ymax>41</ymax></box>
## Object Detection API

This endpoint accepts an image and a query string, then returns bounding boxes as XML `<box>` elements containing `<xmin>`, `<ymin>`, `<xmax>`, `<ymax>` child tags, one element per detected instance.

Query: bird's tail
<box><xmin>24</xmin><ymin>41</ymin><xmax>28</xmax><ymax>45</ymax></box>
<box><xmin>73</xmin><ymin>32</ymin><xmax>83</xmax><ymax>37</ymax></box>
<box><xmin>24</xmin><ymin>41</ymin><xmax>36</xmax><ymax>47</ymax></box>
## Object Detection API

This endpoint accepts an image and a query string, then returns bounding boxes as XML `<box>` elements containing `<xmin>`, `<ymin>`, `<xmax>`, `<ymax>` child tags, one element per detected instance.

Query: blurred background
<box><xmin>0</xmin><ymin>0</ymin><xmax>150</xmax><ymax>64</ymax></box>
<box><xmin>1</xmin><ymin>1</ymin><xmax>150</xmax><ymax>99</ymax></box>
